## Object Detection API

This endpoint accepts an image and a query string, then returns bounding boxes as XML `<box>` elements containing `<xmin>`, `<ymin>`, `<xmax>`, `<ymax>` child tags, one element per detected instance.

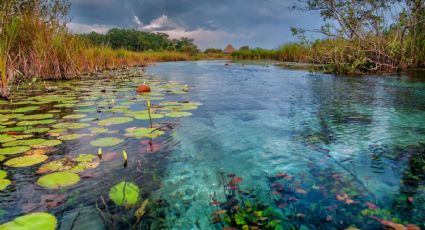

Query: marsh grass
<box><xmin>0</xmin><ymin>1</ymin><xmax>192</xmax><ymax>98</ymax></box>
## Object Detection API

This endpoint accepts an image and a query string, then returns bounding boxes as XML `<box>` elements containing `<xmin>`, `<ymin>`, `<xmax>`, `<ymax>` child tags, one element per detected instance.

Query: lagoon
<box><xmin>0</xmin><ymin>60</ymin><xmax>424</xmax><ymax>229</ymax></box>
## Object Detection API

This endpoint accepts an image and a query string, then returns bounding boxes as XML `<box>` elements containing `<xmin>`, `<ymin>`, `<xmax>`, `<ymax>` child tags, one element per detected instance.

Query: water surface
<box><xmin>0</xmin><ymin>61</ymin><xmax>424</xmax><ymax>229</ymax></box>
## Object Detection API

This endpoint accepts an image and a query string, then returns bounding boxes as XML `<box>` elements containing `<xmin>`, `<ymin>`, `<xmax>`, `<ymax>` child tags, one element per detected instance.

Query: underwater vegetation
<box><xmin>208</xmin><ymin>170</ymin><xmax>423</xmax><ymax>230</ymax></box>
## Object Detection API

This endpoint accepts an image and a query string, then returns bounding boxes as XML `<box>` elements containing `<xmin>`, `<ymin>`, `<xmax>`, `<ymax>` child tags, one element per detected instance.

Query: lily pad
<box><xmin>89</xmin><ymin>127</ymin><xmax>108</xmax><ymax>134</ymax></box>
<box><xmin>37</xmin><ymin>172</ymin><xmax>80</xmax><ymax>189</ymax></box>
<box><xmin>80</xmin><ymin>117</ymin><xmax>97</xmax><ymax>122</ymax></box>
<box><xmin>8</xmin><ymin>106</ymin><xmax>40</xmax><ymax>113</ymax></box>
<box><xmin>37</xmin><ymin>154</ymin><xmax>98</xmax><ymax>173</ymax></box>
<box><xmin>4</xmin><ymin>155</ymin><xmax>48</xmax><ymax>167</ymax></box>
<box><xmin>0</xmin><ymin>146</ymin><xmax>31</xmax><ymax>155</ymax></box>
<box><xmin>125</xmin><ymin>127</ymin><xmax>164</xmax><ymax>139</ymax></box>
<box><xmin>23</xmin><ymin>128</ymin><xmax>50</xmax><ymax>134</ymax></box>
<box><xmin>53</xmin><ymin>103</ymin><xmax>75</xmax><ymax>108</ymax></box>
<box><xmin>164</xmin><ymin>112</ymin><xmax>192</xmax><ymax>118</ymax></box>
<box><xmin>0</xmin><ymin>212</ymin><xmax>57</xmax><ymax>230</ymax></box>
<box><xmin>0</xmin><ymin>134</ymin><xmax>33</xmax><ymax>143</ymax></box>
<box><xmin>17</xmin><ymin>119</ymin><xmax>56</xmax><ymax>126</ymax></box>
<box><xmin>109</xmin><ymin>181</ymin><xmax>140</xmax><ymax>206</ymax></box>
<box><xmin>127</xmin><ymin>111</ymin><xmax>164</xmax><ymax>120</ymax></box>
<box><xmin>0</xmin><ymin>170</ymin><xmax>11</xmax><ymax>191</ymax></box>
<box><xmin>97</xmin><ymin>117</ymin><xmax>134</xmax><ymax>126</ymax></box>
<box><xmin>3</xmin><ymin>139</ymin><xmax>62</xmax><ymax>148</ymax></box>
<box><xmin>57</xmin><ymin>134</ymin><xmax>88</xmax><ymax>141</ymax></box>
<box><xmin>52</xmin><ymin>122</ymin><xmax>89</xmax><ymax>129</ymax></box>
<box><xmin>90</xmin><ymin>137</ymin><xmax>123</xmax><ymax>147</ymax></box>
<box><xmin>18</xmin><ymin>114</ymin><xmax>54</xmax><ymax>120</ymax></box>
<box><xmin>63</xmin><ymin>114</ymin><xmax>87</xmax><ymax>119</ymax></box>
<box><xmin>0</xmin><ymin>126</ymin><xmax>32</xmax><ymax>133</ymax></box>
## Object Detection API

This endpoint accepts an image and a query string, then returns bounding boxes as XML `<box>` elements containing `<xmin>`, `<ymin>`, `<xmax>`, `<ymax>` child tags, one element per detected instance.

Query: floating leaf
<box><xmin>0</xmin><ymin>146</ymin><xmax>31</xmax><ymax>155</ymax></box>
<box><xmin>90</xmin><ymin>137</ymin><xmax>123</xmax><ymax>147</ymax></box>
<box><xmin>0</xmin><ymin>134</ymin><xmax>33</xmax><ymax>143</ymax></box>
<box><xmin>0</xmin><ymin>126</ymin><xmax>33</xmax><ymax>133</ymax></box>
<box><xmin>62</xmin><ymin>114</ymin><xmax>87</xmax><ymax>119</ymax></box>
<box><xmin>97</xmin><ymin>117</ymin><xmax>134</xmax><ymax>126</ymax></box>
<box><xmin>126</xmin><ymin>110</ymin><xmax>164</xmax><ymax>120</ymax></box>
<box><xmin>109</xmin><ymin>181</ymin><xmax>140</xmax><ymax>206</ymax></box>
<box><xmin>0</xmin><ymin>212</ymin><xmax>57</xmax><ymax>230</ymax></box>
<box><xmin>89</xmin><ymin>127</ymin><xmax>108</xmax><ymax>134</ymax></box>
<box><xmin>164</xmin><ymin>112</ymin><xmax>192</xmax><ymax>118</ymax></box>
<box><xmin>37</xmin><ymin>154</ymin><xmax>98</xmax><ymax>174</ymax></box>
<box><xmin>3</xmin><ymin>138</ymin><xmax>61</xmax><ymax>148</ymax></box>
<box><xmin>23</xmin><ymin>128</ymin><xmax>50</xmax><ymax>134</ymax></box>
<box><xmin>52</xmin><ymin>122</ymin><xmax>89</xmax><ymax>129</ymax></box>
<box><xmin>18</xmin><ymin>114</ymin><xmax>54</xmax><ymax>120</ymax></box>
<box><xmin>0</xmin><ymin>170</ymin><xmax>11</xmax><ymax>191</ymax></box>
<box><xmin>80</xmin><ymin>117</ymin><xmax>97</xmax><ymax>122</ymax></box>
<box><xmin>57</xmin><ymin>134</ymin><xmax>88</xmax><ymax>141</ymax></box>
<box><xmin>125</xmin><ymin>127</ymin><xmax>164</xmax><ymax>139</ymax></box>
<box><xmin>17</xmin><ymin>119</ymin><xmax>56</xmax><ymax>126</ymax></box>
<box><xmin>37</xmin><ymin>172</ymin><xmax>80</xmax><ymax>189</ymax></box>
<box><xmin>3</xmin><ymin>106</ymin><xmax>40</xmax><ymax>113</ymax></box>
<box><xmin>53</xmin><ymin>103</ymin><xmax>75</xmax><ymax>108</ymax></box>
<box><xmin>4</xmin><ymin>155</ymin><xmax>48</xmax><ymax>167</ymax></box>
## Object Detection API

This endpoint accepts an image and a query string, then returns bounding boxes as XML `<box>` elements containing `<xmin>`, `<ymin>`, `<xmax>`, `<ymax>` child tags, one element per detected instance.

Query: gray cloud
<box><xmin>68</xmin><ymin>0</ymin><xmax>323</xmax><ymax>49</ymax></box>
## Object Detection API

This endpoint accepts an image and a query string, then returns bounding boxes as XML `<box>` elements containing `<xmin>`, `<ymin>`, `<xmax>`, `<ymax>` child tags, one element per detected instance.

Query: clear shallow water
<box><xmin>147</xmin><ymin>61</ymin><xmax>425</xmax><ymax>229</ymax></box>
<box><xmin>0</xmin><ymin>61</ymin><xmax>424</xmax><ymax>229</ymax></box>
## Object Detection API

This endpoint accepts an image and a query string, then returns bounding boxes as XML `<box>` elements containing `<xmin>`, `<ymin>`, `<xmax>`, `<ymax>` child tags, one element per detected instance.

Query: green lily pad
<box><xmin>80</xmin><ymin>117</ymin><xmax>97</xmax><ymax>122</ymax></box>
<box><xmin>0</xmin><ymin>134</ymin><xmax>33</xmax><ymax>143</ymax></box>
<box><xmin>0</xmin><ymin>170</ymin><xmax>6</xmax><ymax>179</ymax></box>
<box><xmin>52</xmin><ymin>122</ymin><xmax>89</xmax><ymax>129</ymax></box>
<box><xmin>0</xmin><ymin>121</ymin><xmax>16</xmax><ymax>125</ymax></box>
<box><xmin>48</xmin><ymin>110</ymin><xmax>62</xmax><ymax>113</ymax></box>
<box><xmin>0</xmin><ymin>212</ymin><xmax>57</xmax><ymax>230</ymax></box>
<box><xmin>0</xmin><ymin>170</ymin><xmax>11</xmax><ymax>191</ymax></box>
<box><xmin>57</xmin><ymin>134</ymin><xmax>87</xmax><ymax>141</ymax></box>
<box><xmin>89</xmin><ymin>127</ymin><xmax>108</xmax><ymax>134</ymax></box>
<box><xmin>37</xmin><ymin>172</ymin><xmax>80</xmax><ymax>189</ymax></box>
<box><xmin>97</xmin><ymin>117</ymin><xmax>134</xmax><ymax>126</ymax></box>
<box><xmin>3</xmin><ymin>139</ymin><xmax>62</xmax><ymax>148</ymax></box>
<box><xmin>109</xmin><ymin>181</ymin><xmax>140</xmax><ymax>206</ymax></box>
<box><xmin>53</xmin><ymin>103</ymin><xmax>75</xmax><ymax>108</ymax></box>
<box><xmin>8</xmin><ymin>106</ymin><xmax>40</xmax><ymax>113</ymax></box>
<box><xmin>23</xmin><ymin>128</ymin><xmax>50</xmax><ymax>134</ymax></box>
<box><xmin>63</xmin><ymin>114</ymin><xmax>87</xmax><ymax>119</ymax></box>
<box><xmin>37</xmin><ymin>154</ymin><xmax>98</xmax><ymax>173</ymax></box>
<box><xmin>90</xmin><ymin>137</ymin><xmax>123</xmax><ymax>147</ymax></box>
<box><xmin>4</xmin><ymin>155</ymin><xmax>48</xmax><ymax>167</ymax></box>
<box><xmin>0</xmin><ymin>146</ymin><xmax>31</xmax><ymax>155</ymax></box>
<box><xmin>125</xmin><ymin>127</ymin><xmax>164</xmax><ymax>139</ymax></box>
<box><xmin>0</xmin><ymin>126</ymin><xmax>32</xmax><ymax>133</ymax></box>
<box><xmin>0</xmin><ymin>114</ymin><xmax>24</xmax><ymax>119</ymax></box>
<box><xmin>18</xmin><ymin>114</ymin><xmax>54</xmax><ymax>120</ymax></box>
<box><xmin>17</xmin><ymin>119</ymin><xmax>56</xmax><ymax>126</ymax></box>
<box><xmin>164</xmin><ymin>112</ymin><xmax>192</xmax><ymax>118</ymax></box>
<box><xmin>127</xmin><ymin>110</ymin><xmax>164</xmax><ymax>120</ymax></box>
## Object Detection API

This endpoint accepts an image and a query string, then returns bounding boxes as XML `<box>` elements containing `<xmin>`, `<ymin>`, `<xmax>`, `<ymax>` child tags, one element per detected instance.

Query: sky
<box><xmin>67</xmin><ymin>0</ymin><xmax>324</xmax><ymax>50</ymax></box>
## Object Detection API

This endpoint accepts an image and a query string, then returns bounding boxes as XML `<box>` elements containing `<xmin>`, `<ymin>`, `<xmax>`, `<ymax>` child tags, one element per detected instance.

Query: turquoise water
<box><xmin>147</xmin><ymin>61</ymin><xmax>425</xmax><ymax>229</ymax></box>
<box><xmin>0</xmin><ymin>60</ymin><xmax>424</xmax><ymax>229</ymax></box>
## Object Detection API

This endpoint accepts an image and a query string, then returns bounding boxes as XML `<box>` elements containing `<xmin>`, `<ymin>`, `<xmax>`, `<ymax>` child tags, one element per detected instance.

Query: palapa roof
<box><xmin>223</xmin><ymin>44</ymin><xmax>236</xmax><ymax>54</ymax></box>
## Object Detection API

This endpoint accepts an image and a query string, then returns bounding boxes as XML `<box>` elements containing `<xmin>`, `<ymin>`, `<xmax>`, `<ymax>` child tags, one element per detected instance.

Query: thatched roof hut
<box><xmin>223</xmin><ymin>44</ymin><xmax>236</xmax><ymax>54</ymax></box>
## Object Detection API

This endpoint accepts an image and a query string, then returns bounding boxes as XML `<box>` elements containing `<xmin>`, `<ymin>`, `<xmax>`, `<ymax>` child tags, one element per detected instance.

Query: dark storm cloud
<box><xmin>68</xmin><ymin>0</ymin><xmax>323</xmax><ymax>49</ymax></box>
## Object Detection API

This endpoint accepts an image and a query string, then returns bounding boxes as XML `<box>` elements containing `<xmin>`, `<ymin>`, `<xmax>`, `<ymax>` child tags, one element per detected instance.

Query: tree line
<box><xmin>79</xmin><ymin>29</ymin><xmax>199</xmax><ymax>54</ymax></box>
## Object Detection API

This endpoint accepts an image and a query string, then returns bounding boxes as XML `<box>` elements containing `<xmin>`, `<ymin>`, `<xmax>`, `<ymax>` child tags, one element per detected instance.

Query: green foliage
<box><xmin>79</xmin><ymin>29</ymin><xmax>199</xmax><ymax>54</ymax></box>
